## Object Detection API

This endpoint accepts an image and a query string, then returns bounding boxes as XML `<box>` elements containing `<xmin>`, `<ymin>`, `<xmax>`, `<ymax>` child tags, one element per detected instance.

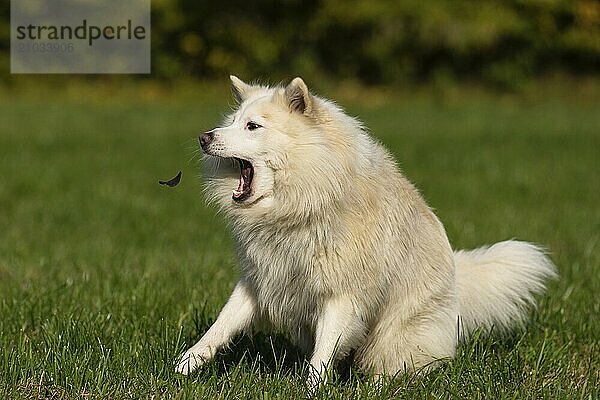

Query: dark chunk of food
<box><xmin>159</xmin><ymin>171</ymin><xmax>182</xmax><ymax>187</ymax></box>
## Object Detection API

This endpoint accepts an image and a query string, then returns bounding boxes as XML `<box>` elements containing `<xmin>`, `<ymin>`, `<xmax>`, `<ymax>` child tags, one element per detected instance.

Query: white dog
<box><xmin>176</xmin><ymin>76</ymin><xmax>557</xmax><ymax>387</ymax></box>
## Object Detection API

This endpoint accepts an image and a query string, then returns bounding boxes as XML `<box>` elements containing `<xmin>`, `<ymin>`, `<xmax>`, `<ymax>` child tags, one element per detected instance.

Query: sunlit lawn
<box><xmin>1</xmin><ymin>83</ymin><xmax>598</xmax><ymax>399</ymax></box>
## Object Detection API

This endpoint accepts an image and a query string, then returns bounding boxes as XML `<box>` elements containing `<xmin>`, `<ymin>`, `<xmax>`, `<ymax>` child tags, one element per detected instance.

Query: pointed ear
<box><xmin>230</xmin><ymin>75</ymin><xmax>252</xmax><ymax>103</ymax></box>
<box><xmin>284</xmin><ymin>77</ymin><xmax>313</xmax><ymax>114</ymax></box>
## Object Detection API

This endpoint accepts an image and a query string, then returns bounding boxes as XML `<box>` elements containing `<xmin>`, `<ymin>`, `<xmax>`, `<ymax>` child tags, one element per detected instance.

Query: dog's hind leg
<box><xmin>356</xmin><ymin>293</ymin><xmax>457</xmax><ymax>375</ymax></box>
<box><xmin>307</xmin><ymin>296</ymin><xmax>366</xmax><ymax>390</ymax></box>
<box><xmin>176</xmin><ymin>280</ymin><xmax>257</xmax><ymax>375</ymax></box>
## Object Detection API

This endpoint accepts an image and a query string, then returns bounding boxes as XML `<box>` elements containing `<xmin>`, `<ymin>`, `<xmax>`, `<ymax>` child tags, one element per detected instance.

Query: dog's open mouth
<box><xmin>233</xmin><ymin>158</ymin><xmax>253</xmax><ymax>202</ymax></box>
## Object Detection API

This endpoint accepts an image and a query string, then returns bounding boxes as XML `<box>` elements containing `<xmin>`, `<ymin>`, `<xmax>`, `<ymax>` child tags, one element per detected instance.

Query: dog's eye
<box><xmin>246</xmin><ymin>121</ymin><xmax>262</xmax><ymax>131</ymax></box>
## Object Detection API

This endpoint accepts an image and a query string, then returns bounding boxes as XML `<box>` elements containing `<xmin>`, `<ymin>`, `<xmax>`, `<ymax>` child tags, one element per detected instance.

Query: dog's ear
<box><xmin>230</xmin><ymin>75</ymin><xmax>252</xmax><ymax>103</ymax></box>
<box><xmin>284</xmin><ymin>77</ymin><xmax>313</xmax><ymax>114</ymax></box>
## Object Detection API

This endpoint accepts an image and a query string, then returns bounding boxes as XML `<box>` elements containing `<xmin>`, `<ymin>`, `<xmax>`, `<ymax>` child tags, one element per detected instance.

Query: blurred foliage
<box><xmin>1</xmin><ymin>0</ymin><xmax>599</xmax><ymax>87</ymax></box>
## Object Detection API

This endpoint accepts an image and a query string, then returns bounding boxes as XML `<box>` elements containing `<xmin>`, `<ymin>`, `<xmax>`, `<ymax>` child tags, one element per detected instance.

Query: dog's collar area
<box><xmin>233</xmin><ymin>158</ymin><xmax>253</xmax><ymax>202</ymax></box>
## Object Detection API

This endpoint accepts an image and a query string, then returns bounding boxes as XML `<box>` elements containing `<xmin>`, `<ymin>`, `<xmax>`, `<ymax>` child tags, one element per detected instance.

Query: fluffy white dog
<box><xmin>176</xmin><ymin>76</ymin><xmax>557</xmax><ymax>387</ymax></box>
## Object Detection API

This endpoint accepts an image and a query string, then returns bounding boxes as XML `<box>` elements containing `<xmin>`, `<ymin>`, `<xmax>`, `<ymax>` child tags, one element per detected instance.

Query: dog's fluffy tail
<box><xmin>454</xmin><ymin>240</ymin><xmax>557</xmax><ymax>339</ymax></box>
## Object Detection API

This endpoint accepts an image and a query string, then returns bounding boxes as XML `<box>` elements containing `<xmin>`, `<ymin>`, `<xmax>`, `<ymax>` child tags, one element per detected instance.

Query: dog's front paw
<box><xmin>306</xmin><ymin>374</ymin><xmax>321</xmax><ymax>397</ymax></box>
<box><xmin>175</xmin><ymin>347</ymin><xmax>209</xmax><ymax>375</ymax></box>
<box><xmin>306</xmin><ymin>367</ymin><xmax>327</xmax><ymax>396</ymax></box>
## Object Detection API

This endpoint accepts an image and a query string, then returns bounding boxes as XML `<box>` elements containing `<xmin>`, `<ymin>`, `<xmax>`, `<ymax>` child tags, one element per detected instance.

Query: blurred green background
<box><xmin>1</xmin><ymin>0</ymin><xmax>599</xmax><ymax>88</ymax></box>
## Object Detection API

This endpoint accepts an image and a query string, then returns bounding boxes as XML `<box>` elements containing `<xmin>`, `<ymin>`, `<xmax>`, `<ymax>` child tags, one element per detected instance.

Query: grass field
<box><xmin>1</xmin><ymin>84</ymin><xmax>598</xmax><ymax>399</ymax></box>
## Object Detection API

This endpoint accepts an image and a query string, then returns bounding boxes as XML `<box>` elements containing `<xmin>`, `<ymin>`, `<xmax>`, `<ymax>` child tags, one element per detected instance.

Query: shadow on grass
<box><xmin>178</xmin><ymin>305</ymin><xmax>536</xmax><ymax>396</ymax></box>
<box><xmin>187</xmin><ymin>331</ymin><xmax>361</xmax><ymax>384</ymax></box>
<box><xmin>179</xmin><ymin>304</ymin><xmax>359</xmax><ymax>382</ymax></box>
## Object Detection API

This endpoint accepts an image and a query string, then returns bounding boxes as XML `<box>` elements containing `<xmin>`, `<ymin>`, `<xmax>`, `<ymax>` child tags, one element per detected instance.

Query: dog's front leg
<box><xmin>176</xmin><ymin>280</ymin><xmax>256</xmax><ymax>375</ymax></box>
<box><xmin>307</xmin><ymin>297</ymin><xmax>365</xmax><ymax>390</ymax></box>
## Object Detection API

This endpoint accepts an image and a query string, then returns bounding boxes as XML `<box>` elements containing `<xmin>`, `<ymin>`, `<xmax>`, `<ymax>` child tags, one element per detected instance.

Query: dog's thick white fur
<box><xmin>176</xmin><ymin>76</ymin><xmax>557</xmax><ymax>385</ymax></box>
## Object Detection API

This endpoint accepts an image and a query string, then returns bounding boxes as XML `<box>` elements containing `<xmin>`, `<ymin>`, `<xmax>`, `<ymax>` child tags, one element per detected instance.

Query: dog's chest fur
<box><xmin>235</xmin><ymin>224</ymin><xmax>331</xmax><ymax>339</ymax></box>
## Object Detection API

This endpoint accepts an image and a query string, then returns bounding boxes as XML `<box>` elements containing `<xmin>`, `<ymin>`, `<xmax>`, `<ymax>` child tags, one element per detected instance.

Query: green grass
<box><xmin>1</xmin><ymin>86</ymin><xmax>598</xmax><ymax>399</ymax></box>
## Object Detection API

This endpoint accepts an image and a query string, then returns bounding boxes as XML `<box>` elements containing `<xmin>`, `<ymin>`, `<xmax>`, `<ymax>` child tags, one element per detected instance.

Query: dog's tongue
<box><xmin>233</xmin><ymin>165</ymin><xmax>252</xmax><ymax>199</ymax></box>
<box><xmin>233</xmin><ymin>176</ymin><xmax>245</xmax><ymax>199</ymax></box>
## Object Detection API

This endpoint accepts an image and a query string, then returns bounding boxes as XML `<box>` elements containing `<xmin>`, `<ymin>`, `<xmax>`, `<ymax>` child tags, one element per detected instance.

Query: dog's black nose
<box><xmin>199</xmin><ymin>131</ymin><xmax>214</xmax><ymax>149</ymax></box>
